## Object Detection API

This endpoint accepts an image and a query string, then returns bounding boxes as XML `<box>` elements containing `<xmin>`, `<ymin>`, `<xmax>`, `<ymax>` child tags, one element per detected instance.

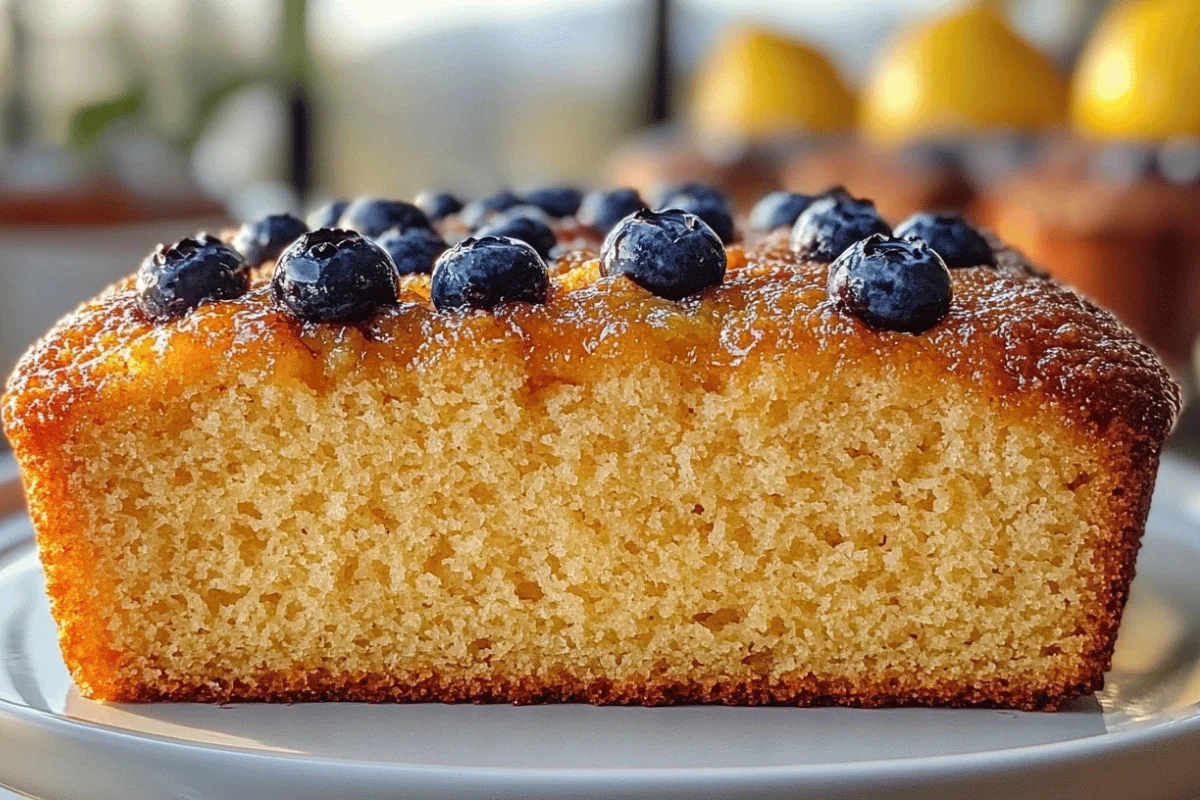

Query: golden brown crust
<box><xmin>1</xmin><ymin>232</ymin><xmax>1181</xmax><ymax>710</ymax></box>
<box><xmin>1</xmin><ymin>238</ymin><xmax>1180</xmax><ymax>450</ymax></box>
<box><xmin>105</xmin><ymin>664</ymin><xmax>1101</xmax><ymax>711</ymax></box>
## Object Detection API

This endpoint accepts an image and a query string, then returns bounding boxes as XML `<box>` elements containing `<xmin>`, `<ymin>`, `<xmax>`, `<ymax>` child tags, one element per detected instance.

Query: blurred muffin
<box><xmin>984</xmin><ymin>0</ymin><xmax>1200</xmax><ymax>360</ymax></box>
<box><xmin>608</xmin><ymin>128</ymin><xmax>782</xmax><ymax>213</ymax></box>
<box><xmin>784</xmin><ymin>143</ymin><xmax>975</xmax><ymax>225</ymax></box>
<box><xmin>609</xmin><ymin>25</ymin><xmax>855</xmax><ymax>210</ymax></box>
<box><xmin>786</xmin><ymin>4</ymin><xmax>1067</xmax><ymax>222</ymax></box>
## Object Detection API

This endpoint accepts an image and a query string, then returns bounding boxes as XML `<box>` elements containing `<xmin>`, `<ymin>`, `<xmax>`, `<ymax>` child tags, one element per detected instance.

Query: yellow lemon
<box><xmin>691</xmin><ymin>26</ymin><xmax>856</xmax><ymax>139</ymax></box>
<box><xmin>861</xmin><ymin>4</ymin><xmax>1067</xmax><ymax>143</ymax></box>
<box><xmin>1072</xmin><ymin>0</ymin><xmax>1200</xmax><ymax>140</ymax></box>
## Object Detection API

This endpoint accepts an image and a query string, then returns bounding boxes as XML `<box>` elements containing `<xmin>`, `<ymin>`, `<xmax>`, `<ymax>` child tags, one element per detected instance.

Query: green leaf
<box><xmin>67</xmin><ymin>88</ymin><xmax>145</xmax><ymax>150</ymax></box>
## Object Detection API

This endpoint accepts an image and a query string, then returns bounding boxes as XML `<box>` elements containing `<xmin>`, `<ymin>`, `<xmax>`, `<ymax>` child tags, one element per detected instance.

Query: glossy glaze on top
<box><xmin>1</xmin><ymin>228</ymin><xmax>1181</xmax><ymax>452</ymax></box>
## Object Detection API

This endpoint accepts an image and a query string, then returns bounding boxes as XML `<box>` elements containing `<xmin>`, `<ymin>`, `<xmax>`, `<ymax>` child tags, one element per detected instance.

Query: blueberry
<box><xmin>338</xmin><ymin>198</ymin><xmax>431</xmax><ymax>238</ymax></box>
<box><xmin>306</xmin><ymin>200</ymin><xmax>348</xmax><ymax>230</ymax></box>
<box><xmin>475</xmin><ymin>210</ymin><xmax>557</xmax><ymax>259</ymax></box>
<box><xmin>231</xmin><ymin>213</ymin><xmax>308</xmax><ymax>267</ymax></box>
<box><xmin>137</xmin><ymin>235</ymin><xmax>250</xmax><ymax>320</ymax></box>
<box><xmin>790</xmin><ymin>193</ymin><xmax>892</xmax><ymax>262</ymax></box>
<box><xmin>656</xmin><ymin>182</ymin><xmax>725</xmax><ymax>207</ymax></box>
<box><xmin>600</xmin><ymin>208</ymin><xmax>726</xmax><ymax>301</ymax></box>
<box><xmin>648</xmin><ymin>181</ymin><xmax>729</xmax><ymax>211</ymax></box>
<box><xmin>461</xmin><ymin>190</ymin><xmax>522</xmax><ymax>228</ymax></box>
<box><xmin>577</xmin><ymin>188</ymin><xmax>647</xmax><ymax>233</ymax></box>
<box><xmin>271</xmin><ymin>228</ymin><xmax>400</xmax><ymax>322</ymax></box>
<box><xmin>414</xmin><ymin>190</ymin><xmax>464</xmax><ymax>223</ymax></box>
<box><xmin>652</xmin><ymin>184</ymin><xmax>734</xmax><ymax>244</ymax></box>
<box><xmin>522</xmin><ymin>186</ymin><xmax>583</xmax><ymax>218</ymax></box>
<box><xmin>375</xmin><ymin>227</ymin><xmax>448</xmax><ymax>276</ymax></box>
<box><xmin>894</xmin><ymin>212</ymin><xmax>995</xmax><ymax>269</ymax></box>
<box><xmin>496</xmin><ymin>203</ymin><xmax>552</xmax><ymax>224</ymax></box>
<box><xmin>828</xmin><ymin>234</ymin><xmax>952</xmax><ymax>334</ymax></box>
<box><xmin>431</xmin><ymin>236</ymin><xmax>549</xmax><ymax>311</ymax></box>
<box><xmin>748</xmin><ymin>191</ymin><xmax>814</xmax><ymax>231</ymax></box>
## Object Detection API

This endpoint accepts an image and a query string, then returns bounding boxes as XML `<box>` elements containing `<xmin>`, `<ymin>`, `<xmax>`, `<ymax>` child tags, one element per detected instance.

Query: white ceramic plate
<box><xmin>2</xmin><ymin>455</ymin><xmax>1200</xmax><ymax>800</ymax></box>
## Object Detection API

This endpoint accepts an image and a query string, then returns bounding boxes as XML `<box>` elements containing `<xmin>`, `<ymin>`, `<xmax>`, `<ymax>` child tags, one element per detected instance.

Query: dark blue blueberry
<box><xmin>748</xmin><ymin>191</ymin><xmax>814</xmax><ymax>231</ymax></box>
<box><xmin>647</xmin><ymin>181</ymin><xmax>729</xmax><ymax>210</ymax></box>
<box><xmin>475</xmin><ymin>210</ymin><xmax>557</xmax><ymax>259</ymax></box>
<box><xmin>231</xmin><ymin>213</ymin><xmax>308</xmax><ymax>267</ymax></box>
<box><xmin>655</xmin><ymin>182</ymin><xmax>725</xmax><ymax>207</ymax></box>
<box><xmin>375</xmin><ymin>227</ymin><xmax>448</xmax><ymax>276</ymax></box>
<box><xmin>828</xmin><ymin>234</ymin><xmax>952</xmax><ymax>334</ymax></box>
<box><xmin>652</xmin><ymin>183</ymin><xmax>724</xmax><ymax>209</ymax></box>
<box><xmin>789</xmin><ymin>193</ymin><xmax>891</xmax><ymax>262</ymax></box>
<box><xmin>655</xmin><ymin>183</ymin><xmax>735</xmax><ymax>244</ymax></box>
<box><xmin>893</xmin><ymin>212</ymin><xmax>995</xmax><ymax>269</ymax></box>
<box><xmin>576</xmin><ymin>188</ymin><xmax>647</xmax><ymax>233</ymax></box>
<box><xmin>306</xmin><ymin>199</ymin><xmax>348</xmax><ymax>230</ymax></box>
<box><xmin>271</xmin><ymin>228</ymin><xmax>400</xmax><ymax>322</ymax></box>
<box><xmin>461</xmin><ymin>190</ymin><xmax>522</xmax><ymax>228</ymax></box>
<box><xmin>338</xmin><ymin>198</ymin><xmax>431</xmax><ymax>238</ymax></box>
<box><xmin>600</xmin><ymin>208</ymin><xmax>726</xmax><ymax>301</ymax></box>
<box><xmin>414</xmin><ymin>190</ymin><xmax>464</xmax><ymax>223</ymax></box>
<box><xmin>137</xmin><ymin>235</ymin><xmax>250</xmax><ymax>320</ymax></box>
<box><xmin>522</xmin><ymin>186</ymin><xmax>583</xmax><ymax>218</ymax></box>
<box><xmin>431</xmin><ymin>236</ymin><xmax>549</xmax><ymax>311</ymax></box>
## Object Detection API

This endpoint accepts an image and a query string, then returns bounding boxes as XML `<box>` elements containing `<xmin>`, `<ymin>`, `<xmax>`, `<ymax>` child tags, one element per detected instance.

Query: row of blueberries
<box><xmin>135</xmin><ymin>185</ymin><xmax>730</xmax><ymax>322</ymax></box>
<box><xmin>135</xmin><ymin>184</ymin><xmax>997</xmax><ymax>335</ymax></box>
<box><xmin>783</xmin><ymin>188</ymin><xmax>991</xmax><ymax>333</ymax></box>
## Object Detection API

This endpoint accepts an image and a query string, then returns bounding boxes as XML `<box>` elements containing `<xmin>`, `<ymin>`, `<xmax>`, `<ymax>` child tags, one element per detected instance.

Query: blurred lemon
<box><xmin>691</xmin><ymin>26</ymin><xmax>856</xmax><ymax>140</ymax></box>
<box><xmin>1072</xmin><ymin>0</ymin><xmax>1200</xmax><ymax>140</ymax></box>
<box><xmin>861</xmin><ymin>4</ymin><xmax>1067</xmax><ymax>143</ymax></box>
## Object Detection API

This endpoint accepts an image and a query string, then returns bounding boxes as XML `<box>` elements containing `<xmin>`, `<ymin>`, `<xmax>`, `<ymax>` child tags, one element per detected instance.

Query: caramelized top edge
<box><xmin>2</xmin><ymin>230</ymin><xmax>1181</xmax><ymax>452</ymax></box>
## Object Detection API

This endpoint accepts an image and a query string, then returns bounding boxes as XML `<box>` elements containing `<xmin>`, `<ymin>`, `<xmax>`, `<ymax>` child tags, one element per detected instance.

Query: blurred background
<box><xmin>1</xmin><ymin>0</ymin><xmax>1199</xmax><ymax>452</ymax></box>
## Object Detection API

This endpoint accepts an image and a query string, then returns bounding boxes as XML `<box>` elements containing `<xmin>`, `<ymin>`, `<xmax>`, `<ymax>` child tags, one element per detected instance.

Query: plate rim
<box><xmin>2</xmin><ymin>453</ymin><xmax>1200</xmax><ymax>785</ymax></box>
<box><xmin>2</xmin><ymin>661</ymin><xmax>1200</xmax><ymax>787</ymax></box>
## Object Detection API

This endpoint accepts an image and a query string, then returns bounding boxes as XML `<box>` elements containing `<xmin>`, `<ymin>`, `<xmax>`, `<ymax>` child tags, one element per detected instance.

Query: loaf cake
<box><xmin>1</xmin><ymin>187</ymin><xmax>1179</xmax><ymax>710</ymax></box>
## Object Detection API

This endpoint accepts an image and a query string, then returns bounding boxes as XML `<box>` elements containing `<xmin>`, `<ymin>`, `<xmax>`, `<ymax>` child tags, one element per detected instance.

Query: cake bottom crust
<box><xmin>104</xmin><ymin>667</ymin><xmax>1104</xmax><ymax>711</ymax></box>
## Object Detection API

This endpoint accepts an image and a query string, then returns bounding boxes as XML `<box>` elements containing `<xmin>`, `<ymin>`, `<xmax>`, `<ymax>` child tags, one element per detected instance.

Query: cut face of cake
<box><xmin>1</xmin><ymin>192</ymin><xmax>1179</xmax><ymax>709</ymax></box>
